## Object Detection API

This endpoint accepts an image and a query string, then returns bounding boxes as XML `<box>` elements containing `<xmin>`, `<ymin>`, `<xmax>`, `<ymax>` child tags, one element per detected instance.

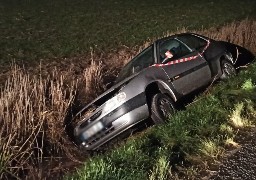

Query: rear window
<box><xmin>178</xmin><ymin>35</ymin><xmax>207</xmax><ymax>51</ymax></box>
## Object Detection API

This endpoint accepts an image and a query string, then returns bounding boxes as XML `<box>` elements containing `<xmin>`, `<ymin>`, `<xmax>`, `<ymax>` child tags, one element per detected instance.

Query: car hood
<box><xmin>76</xmin><ymin>72</ymin><xmax>139</xmax><ymax>115</ymax></box>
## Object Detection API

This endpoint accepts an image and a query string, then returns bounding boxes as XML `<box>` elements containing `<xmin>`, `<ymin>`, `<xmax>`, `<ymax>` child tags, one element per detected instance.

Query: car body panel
<box><xmin>160</xmin><ymin>51</ymin><xmax>211</xmax><ymax>95</ymax></box>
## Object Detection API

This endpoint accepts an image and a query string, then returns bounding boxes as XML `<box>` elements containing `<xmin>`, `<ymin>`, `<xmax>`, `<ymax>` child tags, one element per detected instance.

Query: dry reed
<box><xmin>200</xmin><ymin>18</ymin><xmax>256</xmax><ymax>53</ymax></box>
<box><xmin>0</xmin><ymin>66</ymin><xmax>77</xmax><ymax>179</ymax></box>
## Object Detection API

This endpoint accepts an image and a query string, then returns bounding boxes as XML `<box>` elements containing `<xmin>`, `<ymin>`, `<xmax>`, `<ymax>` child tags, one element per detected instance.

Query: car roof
<box><xmin>155</xmin><ymin>33</ymin><xmax>210</xmax><ymax>43</ymax></box>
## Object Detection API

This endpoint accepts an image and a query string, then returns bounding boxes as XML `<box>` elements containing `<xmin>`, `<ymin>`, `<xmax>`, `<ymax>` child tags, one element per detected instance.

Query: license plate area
<box><xmin>82</xmin><ymin>121</ymin><xmax>104</xmax><ymax>140</ymax></box>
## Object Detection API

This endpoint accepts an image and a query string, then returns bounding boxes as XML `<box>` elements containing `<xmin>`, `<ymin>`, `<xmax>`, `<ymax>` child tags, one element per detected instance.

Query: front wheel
<box><xmin>220</xmin><ymin>59</ymin><xmax>236</xmax><ymax>80</ymax></box>
<box><xmin>151</xmin><ymin>93</ymin><xmax>175</xmax><ymax>124</ymax></box>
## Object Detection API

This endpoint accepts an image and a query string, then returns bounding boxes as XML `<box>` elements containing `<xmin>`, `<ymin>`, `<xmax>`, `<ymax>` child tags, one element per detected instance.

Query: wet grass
<box><xmin>0</xmin><ymin>0</ymin><xmax>256</xmax><ymax>66</ymax></box>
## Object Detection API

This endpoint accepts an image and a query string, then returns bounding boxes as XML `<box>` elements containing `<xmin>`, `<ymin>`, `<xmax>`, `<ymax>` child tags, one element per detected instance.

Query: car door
<box><xmin>158</xmin><ymin>37</ymin><xmax>212</xmax><ymax>95</ymax></box>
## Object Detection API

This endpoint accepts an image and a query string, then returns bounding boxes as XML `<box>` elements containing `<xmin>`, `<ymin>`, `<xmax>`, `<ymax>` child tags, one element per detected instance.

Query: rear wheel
<box><xmin>151</xmin><ymin>93</ymin><xmax>175</xmax><ymax>124</ymax></box>
<box><xmin>220</xmin><ymin>59</ymin><xmax>236</xmax><ymax>80</ymax></box>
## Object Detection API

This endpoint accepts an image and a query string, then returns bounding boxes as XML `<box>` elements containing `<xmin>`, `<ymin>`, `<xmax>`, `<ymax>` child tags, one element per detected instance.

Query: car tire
<box><xmin>151</xmin><ymin>93</ymin><xmax>175</xmax><ymax>124</ymax></box>
<box><xmin>220</xmin><ymin>59</ymin><xmax>236</xmax><ymax>80</ymax></box>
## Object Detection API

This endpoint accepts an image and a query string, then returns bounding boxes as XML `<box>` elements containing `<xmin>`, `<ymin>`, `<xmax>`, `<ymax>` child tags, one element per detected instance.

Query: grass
<box><xmin>0</xmin><ymin>0</ymin><xmax>256</xmax><ymax>67</ymax></box>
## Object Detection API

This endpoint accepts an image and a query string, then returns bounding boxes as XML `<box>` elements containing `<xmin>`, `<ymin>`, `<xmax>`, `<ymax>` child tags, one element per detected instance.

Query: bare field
<box><xmin>1</xmin><ymin>0</ymin><xmax>256</xmax><ymax>66</ymax></box>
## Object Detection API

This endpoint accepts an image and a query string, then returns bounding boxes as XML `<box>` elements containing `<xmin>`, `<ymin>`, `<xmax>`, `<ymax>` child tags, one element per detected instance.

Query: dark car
<box><xmin>74</xmin><ymin>33</ymin><xmax>243</xmax><ymax>150</ymax></box>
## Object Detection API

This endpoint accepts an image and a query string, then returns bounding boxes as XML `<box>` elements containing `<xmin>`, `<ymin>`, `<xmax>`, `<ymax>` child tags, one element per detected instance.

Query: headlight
<box><xmin>102</xmin><ymin>92</ymin><xmax>126</xmax><ymax>115</ymax></box>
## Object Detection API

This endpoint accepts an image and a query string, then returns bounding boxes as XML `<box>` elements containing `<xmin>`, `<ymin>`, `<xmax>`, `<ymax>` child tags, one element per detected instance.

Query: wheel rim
<box><xmin>223</xmin><ymin>62</ymin><xmax>236</xmax><ymax>77</ymax></box>
<box><xmin>159</xmin><ymin>97</ymin><xmax>173</xmax><ymax>118</ymax></box>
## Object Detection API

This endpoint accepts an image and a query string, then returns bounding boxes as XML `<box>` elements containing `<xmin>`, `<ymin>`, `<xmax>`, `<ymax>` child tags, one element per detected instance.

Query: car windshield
<box><xmin>115</xmin><ymin>45</ymin><xmax>154</xmax><ymax>83</ymax></box>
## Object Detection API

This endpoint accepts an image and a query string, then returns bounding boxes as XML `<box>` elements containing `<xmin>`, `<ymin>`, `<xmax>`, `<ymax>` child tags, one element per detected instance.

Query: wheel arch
<box><xmin>210</xmin><ymin>51</ymin><xmax>234</xmax><ymax>78</ymax></box>
<box><xmin>220</xmin><ymin>52</ymin><xmax>234</xmax><ymax>64</ymax></box>
<box><xmin>144</xmin><ymin>81</ymin><xmax>177</xmax><ymax>110</ymax></box>
<box><xmin>217</xmin><ymin>52</ymin><xmax>235</xmax><ymax>76</ymax></box>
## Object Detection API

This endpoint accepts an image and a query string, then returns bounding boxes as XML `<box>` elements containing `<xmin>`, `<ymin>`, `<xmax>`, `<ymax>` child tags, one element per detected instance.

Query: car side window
<box><xmin>178</xmin><ymin>35</ymin><xmax>207</xmax><ymax>51</ymax></box>
<box><xmin>115</xmin><ymin>45</ymin><xmax>154</xmax><ymax>83</ymax></box>
<box><xmin>159</xmin><ymin>38</ymin><xmax>191</xmax><ymax>63</ymax></box>
<box><xmin>132</xmin><ymin>45</ymin><xmax>154</xmax><ymax>70</ymax></box>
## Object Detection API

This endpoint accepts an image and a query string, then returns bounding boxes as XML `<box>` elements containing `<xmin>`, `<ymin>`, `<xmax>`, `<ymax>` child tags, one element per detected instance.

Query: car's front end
<box><xmin>74</xmin><ymin>75</ymin><xmax>149</xmax><ymax>150</ymax></box>
<box><xmin>74</xmin><ymin>42</ymin><xmax>169</xmax><ymax>150</ymax></box>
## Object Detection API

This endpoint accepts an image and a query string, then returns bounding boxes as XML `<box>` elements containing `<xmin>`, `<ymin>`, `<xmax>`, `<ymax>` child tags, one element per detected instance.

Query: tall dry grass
<box><xmin>0</xmin><ymin>19</ymin><xmax>255</xmax><ymax>179</ymax></box>
<box><xmin>0</xmin><ymin>58</ymin><xmax>109</xmax><ymax>178</ymax></box>
<box><xmin>0</xmin><ymin>66</ymin><xmax>78</xmax><ymax>179</ymax></box>
<box><xmin>200</xmin><ymin>18</ymin><xmax>256</xmax><ymax>53</ymax></box>
<box><xmin>83</xmin><ymin>60</ymin><xmax>105</xmax><ymax>100</ymax></box>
